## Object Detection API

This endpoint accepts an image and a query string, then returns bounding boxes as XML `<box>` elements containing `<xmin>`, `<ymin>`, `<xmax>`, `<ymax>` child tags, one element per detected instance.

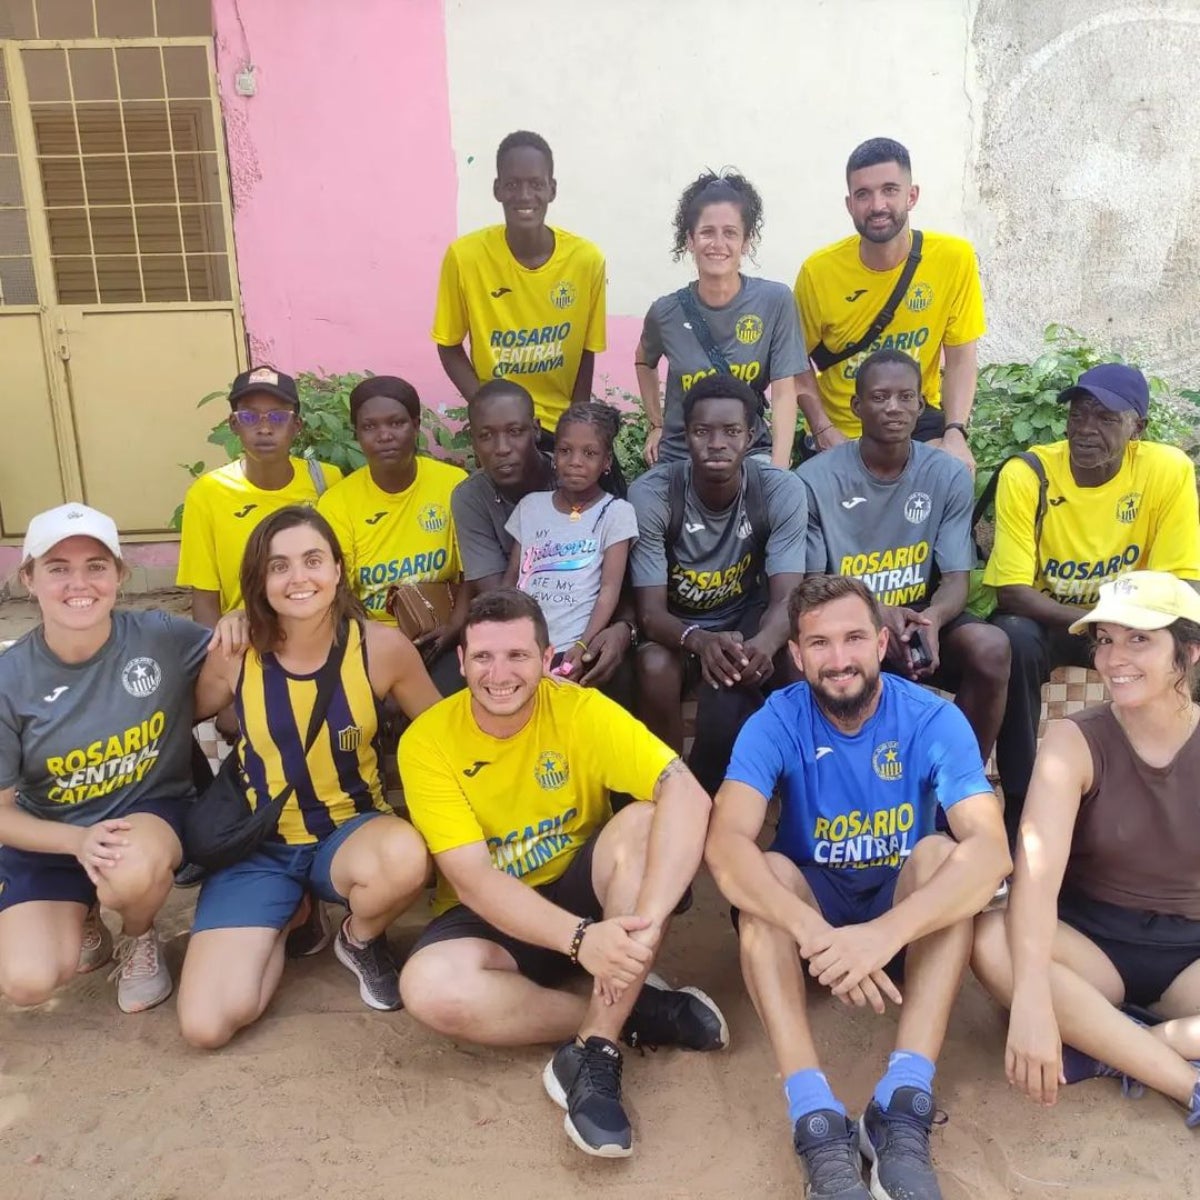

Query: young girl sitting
<box><xmin>504</xmin><ymin>403</ymin><xmax>638</xmax><ymax>679</ymax></box>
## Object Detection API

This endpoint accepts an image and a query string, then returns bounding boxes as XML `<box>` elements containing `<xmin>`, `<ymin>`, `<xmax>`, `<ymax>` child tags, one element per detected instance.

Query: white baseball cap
<box><xmin>22</xmin><ymin>504</ymin><xmax>122</xmax><ymax>562</ymax></box>
<box><xmin>1068</xmin><ymin>571</ymin><xmax>1200</xmax><ymax>635</ymax></box>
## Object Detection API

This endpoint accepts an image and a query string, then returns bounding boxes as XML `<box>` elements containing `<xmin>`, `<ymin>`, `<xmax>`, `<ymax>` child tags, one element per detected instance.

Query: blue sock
<box><xmin>874</xmin><ymin>1051</ymin><xmax>936</xmax><ymax>1109</ymax></box>
<box><xmin>784</xmin><ymin>1068</ymin><xmax>844</xmax><ymax>1123</ymax></box>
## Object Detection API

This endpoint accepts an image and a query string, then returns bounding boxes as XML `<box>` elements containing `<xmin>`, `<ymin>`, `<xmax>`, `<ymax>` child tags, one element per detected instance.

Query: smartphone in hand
<box><xmin>907</xmin><ymin>629</ymin><xmax>934</xmax><ymax>672</ymax></box>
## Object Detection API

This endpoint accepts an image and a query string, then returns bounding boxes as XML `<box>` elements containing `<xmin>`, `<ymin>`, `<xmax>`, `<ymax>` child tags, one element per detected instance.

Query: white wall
<box><xmin>442</xmin><ymin>0</ymin><xmax>974</xmax><ymax>315</ymax></box>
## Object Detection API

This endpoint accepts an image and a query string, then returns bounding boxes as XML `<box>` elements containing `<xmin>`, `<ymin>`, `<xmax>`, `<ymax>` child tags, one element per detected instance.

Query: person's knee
<box><xmin>607</xmin><ymin>802</ymin><xmax>654</xmax><ymax>868</ymax></box>
<box><xmin>178</xmin><ymin>990</ymin><xmax>251</xmax><ymax>1050</ymax></box>
<box><xmin>970</xmin><ymin>909</ymin><xmax>1012</xmax><ymax>996</ymax></box>
<box><xmin>901</xmin><ymin>834</ymin><xmax>957</xmax><ymax>886</ymax></box>
<box><xmin>737</xmin><ymin>909</ymin><xmax>793</xmax><ymax>961</ymax></box>
<box><xmin>963</xmin><ymin>627</ymin><xmax>1012</xmax><ymax>688</ymax></box>
<box><xmin>369</xmin><ymin>824</ymin><xmax>432</xmax><ymax>898</ymax></box>
<box><xmin>991</xmin><ymin>614</ymin><xmax>1045</xmax><ymax>668</ymax></box>
<box><xmin>96</xmin><ymin>841</ymin><xmax>174</xmax><ymax>912</ymax></box>
<box><xmin>0</xmin><ymin>958</ymin><xmax>73</xmax><ymax>1007</ymax></box>
<box><xmin>399</xmin><ymin>951</ymin><xmax>478</xmax><ymax>1037</ymax></box>
<box><xmin>636</xmin><ymin>644</ymin><xmax>681</xmax><ymax>693</ymax></box>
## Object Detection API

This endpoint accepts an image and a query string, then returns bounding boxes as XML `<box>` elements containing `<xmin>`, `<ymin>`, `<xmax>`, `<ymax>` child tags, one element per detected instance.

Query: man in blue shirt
<box><xmin>705</xmin><ymin>575</ymin><xmax>1010</xmax><ymax>1200</ymax></box>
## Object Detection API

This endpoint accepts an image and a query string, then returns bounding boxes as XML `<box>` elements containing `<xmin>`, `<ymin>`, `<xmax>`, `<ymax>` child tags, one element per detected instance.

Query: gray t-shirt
<box><xmin>0</xmin><ymin>609</ymin><xmax>211</xmax><ymax>824</ymax></box>
<box><xmin>629</xmin><ymin>459</ymin><xmax>808</xmax><ymax>628</ymax></box>
<box><xmin>505</xmin><ymin>492</ymin><xmax>639</xmax><ymax>651</ymax></box>
<box><xmin>641</xmin><ymin>275</ymin><xmax>808</xmax><ymax>463</ymax></box>
<box><xmin>451</xmin><ymin>454</ymin><xmax>554</xmax><ymax>582</ymax></box>
<box><xmin>796</xmin><ymin>440</ymin><xmax>974</xmax><ymax>608</ymax></box>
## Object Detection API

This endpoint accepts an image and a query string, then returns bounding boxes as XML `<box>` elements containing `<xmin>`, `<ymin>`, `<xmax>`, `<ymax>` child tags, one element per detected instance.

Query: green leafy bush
<box><xmin>170</xmin><ymin>371</ymin><xmax>474</xmax><ymax>529</ymax></box>
<box><xmin>971</xmin><ymin>324</ymin><xmax>1200</xmax><ymax>492</ymax></box>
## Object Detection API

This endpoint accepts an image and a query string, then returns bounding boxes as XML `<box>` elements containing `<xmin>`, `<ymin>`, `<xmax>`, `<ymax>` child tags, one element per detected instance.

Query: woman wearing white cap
<box><xmin>0</xmin><ymin>504</ymin><xmax>239</xmax><ymax>1013</ymax></box>
<box><xmin>973</xmin><ymin>570</ymin><xmax>1200</xmax><ymax>1130</ymax></box>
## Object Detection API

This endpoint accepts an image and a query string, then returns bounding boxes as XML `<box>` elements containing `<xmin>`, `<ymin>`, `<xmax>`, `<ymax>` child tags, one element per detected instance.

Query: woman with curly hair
<box><xmin>635</xmin><ymin>170</ymin><xmax>807</xmax><ymax>468</ymax></box>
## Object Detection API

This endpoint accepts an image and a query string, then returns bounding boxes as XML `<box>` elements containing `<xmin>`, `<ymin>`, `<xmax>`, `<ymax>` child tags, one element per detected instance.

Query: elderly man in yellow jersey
<box><xmin>432</xmin><ymin>130</ymin><xmax>606</xmax><ymax>445</ymax></box>
<box><xmin>177</xmin><ymin>366</ymin><xmax>342</xmax><ymax>628</ymax></box>
<box><xmin>985</xmin><ymin>363</ymin><xmax>1200</xmax><ymax>844</ymax></box>
<box><xmin>399</xmin><ymin>589</ymin><xmax>728</xmax><ymax>1160</ymax></box>
<box><xmin>794</xmin><ymin>138</ymin><xmax>984</xmax><ymax>475</ymax></box>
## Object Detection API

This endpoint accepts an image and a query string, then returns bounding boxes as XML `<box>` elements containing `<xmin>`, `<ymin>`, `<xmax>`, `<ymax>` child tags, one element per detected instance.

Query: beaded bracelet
<box><xmin>680</xmin><ymin>623</ymin><xmax>701</xmax><ymax>650</ymax></box>
<box><xmin>568</xmin><ymin>916</ymin><xmax>594</xmax><ymax>965</ymax></box>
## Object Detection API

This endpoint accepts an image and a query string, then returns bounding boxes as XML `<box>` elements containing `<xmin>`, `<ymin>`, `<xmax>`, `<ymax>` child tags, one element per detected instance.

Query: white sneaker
<box><xmin>77</xmin><ymin>905</ymin><xmax>113</xmax><ymax>974</ymax></box>
<box><xmin>111</xmin><ymin>928</ymin><xmax>172</xmax><ymax>1013</ymax></box>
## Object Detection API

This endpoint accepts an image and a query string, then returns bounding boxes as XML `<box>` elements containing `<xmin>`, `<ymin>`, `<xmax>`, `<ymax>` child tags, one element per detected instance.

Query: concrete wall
<box><xmin>207</xmin><ymin>0</ymin><xmax>1200</xmax><ymax>399</ymax></box>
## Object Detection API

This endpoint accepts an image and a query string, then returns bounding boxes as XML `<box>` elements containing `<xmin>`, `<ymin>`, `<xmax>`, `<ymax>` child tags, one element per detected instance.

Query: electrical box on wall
<box><xmin>235</xmin><ymin>66</ymin><xmax>257</xmax><ymax>96</ymax></box>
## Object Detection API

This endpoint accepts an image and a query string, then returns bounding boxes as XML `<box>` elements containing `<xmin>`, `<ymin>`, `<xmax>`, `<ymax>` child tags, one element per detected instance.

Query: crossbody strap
<box><xmin>676</xmin><ymin>286</ymin><xmax>734</xmax><ymax>376</ymax></box>
<box><xmin>809</xmin><ymin>230</ymin><xmax>924</xmax><ymax>372</ymax></box>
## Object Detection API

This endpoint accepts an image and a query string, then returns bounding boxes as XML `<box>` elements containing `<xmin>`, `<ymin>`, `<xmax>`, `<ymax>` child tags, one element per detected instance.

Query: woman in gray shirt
<box><xmin>0</xmin><ymin>504</ymin><xmax>233</xmax><ymax>1015</ymax></box>
<box><xmin>635</xmin><ymin>171</ymin><xmax>807</xmax><ymax>469</ymax></box>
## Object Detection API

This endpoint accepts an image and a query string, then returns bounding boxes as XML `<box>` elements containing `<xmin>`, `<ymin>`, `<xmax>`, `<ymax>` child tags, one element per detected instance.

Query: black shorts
<box><xmin>0</xmin><ymin>795</ymin><xmax>189</xmax><ymax>915</ymax></box>
<box><xmin>1059</xmin><ymin>887</ymin><xmax>1200</xmax><ymax>1008</ymax></box>
<box><xmin>881</xmin><ymin>610</ymin><xmax>985</xmax><ymax>693</ymax></box>
<box><xmin>409</xmin><ymin>831</ymin><xmax>603</xmax><ymax>987</ymax></box>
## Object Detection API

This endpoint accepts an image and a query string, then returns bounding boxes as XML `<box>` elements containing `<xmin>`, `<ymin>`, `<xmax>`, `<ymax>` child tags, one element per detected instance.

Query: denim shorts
<box><xmin>191</xmin><ymin>810</ymin><xmax>384</xmax><ymax>932</ymax></box>
<box><xmin>0</xmin><ymin>795</ymin><xmax>189</xmax><ymax>915</ymax></box>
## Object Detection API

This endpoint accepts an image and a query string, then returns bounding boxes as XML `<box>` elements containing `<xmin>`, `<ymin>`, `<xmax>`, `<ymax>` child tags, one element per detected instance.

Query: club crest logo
<box><xmin>872</xmin><ymin>740</ymin><xmax>903</xmax><ymax>782</ymax></box>
<box><xmin>906</xmin><ymin>281</ymin><xmax>934</xmax><ymax>312</ymax></box>
<box><xmin>735</xmin><ymin>314</ymin><xmax>764</xmax><ymax>345</ymax></box>
<box><xmin>418</xmin><ymin>503</ymin><xmax>449</xmax><ymax>533</ymax></box>
<box><xmin>121</xmin><ymin>657</ymin><xmax>162</xmax><ymax>698</ymax></box>
<box><xmin>337</xmin><ymin>725</ymin><xmax>362</xmax><ymax>753</ymax></box>
<box><xmin>535</xmin><ymin>751</ymin><xmax>569</xmax><ymax>791</ymax></box>
<box><xmin>1116</xmin><ymin>493</ymin><xmax>1141</xmax><ymax>524</ymax></box>
<box><xmin>904</xmin><ymin>491</ymin><xmax>932</xmax><ymax>524</ymax></box>
<box><xmin>549</xmin><ymin>281</ymin><xmax>577</xmax><ymax>310</ymax></box>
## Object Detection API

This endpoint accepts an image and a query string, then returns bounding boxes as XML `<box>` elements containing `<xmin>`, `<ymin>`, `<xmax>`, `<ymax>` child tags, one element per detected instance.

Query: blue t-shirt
<box><xmin>725</xmin><ymin>674</ymin><xmax>989</xmax><ymax>887</ymax></box>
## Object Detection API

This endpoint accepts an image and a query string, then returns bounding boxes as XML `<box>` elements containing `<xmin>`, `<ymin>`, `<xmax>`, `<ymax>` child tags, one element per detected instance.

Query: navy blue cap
<box><xmin>1059</xmin><ymin>363</ymin><xmax>1149</xmax><ymax>419</ymax></box>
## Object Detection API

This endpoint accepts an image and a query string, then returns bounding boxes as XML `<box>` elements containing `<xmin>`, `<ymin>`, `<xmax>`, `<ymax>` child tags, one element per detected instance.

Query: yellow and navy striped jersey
<box><xmin>235</xmin><ymin>620</ymin><xmax>388</xmax><ymax>845</ymax></box>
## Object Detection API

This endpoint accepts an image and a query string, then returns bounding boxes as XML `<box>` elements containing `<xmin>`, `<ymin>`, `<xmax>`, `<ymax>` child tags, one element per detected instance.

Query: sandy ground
<box><xmin>1</xmin><ymin>596</ymin><xmax>1196</xmax><ymax>1199</ymax></box>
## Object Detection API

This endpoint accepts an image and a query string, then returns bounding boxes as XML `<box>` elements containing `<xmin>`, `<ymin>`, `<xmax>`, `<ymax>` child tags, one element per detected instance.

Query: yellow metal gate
<box><xmin>0</xmin><ymin>0</ymin><xmax>245</xmax><ymax>538</ymax></box>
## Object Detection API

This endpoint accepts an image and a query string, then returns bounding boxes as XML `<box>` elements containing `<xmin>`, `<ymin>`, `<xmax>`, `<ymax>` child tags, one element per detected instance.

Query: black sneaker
<box><xmin>542</xmin><ymin>1036</ymin><xmax>632</xmax><ymax>1158</ymax></box>
<box><xmin>286</xmin><ymin>893</ymin><xmax>333</xmax><ymax>959</ymax></box>
<box><xmin>622</xmin><ymin>972</ymin><xmax>729</xmax><ymax>1052</ymax></box>
<box><xmin>332</xmin><ymin>917</ymin><xmax>401</xmax><ymax>1011</ymax></box>
<box><xmin>860</xmin><ymin>1087</ymin><xmax>944</xmax><ymax>1200</ymax></box>
<box><xmin>792</xmin><ymin>1109</ymin><xmax>871</xmax><ymax>1198</ymax></box>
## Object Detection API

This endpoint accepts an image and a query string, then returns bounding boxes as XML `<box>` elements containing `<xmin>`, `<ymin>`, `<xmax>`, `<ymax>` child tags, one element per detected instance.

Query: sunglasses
<box><xmin>232</xmin><ymin>410</ymin><xmax>296</xmax><ymax>428</ymax></box>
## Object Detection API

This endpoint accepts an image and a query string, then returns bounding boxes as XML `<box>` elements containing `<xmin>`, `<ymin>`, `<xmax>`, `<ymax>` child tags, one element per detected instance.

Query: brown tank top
<box><xmin>1065</xmin><ymin>704</ymin><xmax>1200</xmax><ymax>919</ymax></box>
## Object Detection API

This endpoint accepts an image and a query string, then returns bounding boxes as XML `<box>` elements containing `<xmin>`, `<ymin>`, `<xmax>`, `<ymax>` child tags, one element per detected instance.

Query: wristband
<box><xmin>680</xmin><ymin>623</ymin><xmax>701</xmax><ymax>650</ymax></box>
<box><xmin>811</xmin><ymin>424</ymin><xmax>832</xmax><ymax>437</ymax></box>
<box><xmin>574</xmin><ymin>640</ymin><xmax>589</xmax><ymax>652</ymax></box>
<box><xmin>568</xmin><ymin>916</ymin><xmax>594</xmax><ymax>964</ymax></box>
<box><xmin>647</xmin><ymin>420</ymin><xmax>663</xmax><ymax>430</ymax></box>
<box><xmin>943</xmin><ymin>421</ymin><xmax>968</xmax><ymax>438</ymax></box>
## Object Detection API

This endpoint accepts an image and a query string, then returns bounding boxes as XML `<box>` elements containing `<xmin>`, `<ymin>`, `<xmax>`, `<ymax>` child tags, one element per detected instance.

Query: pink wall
<box><xmin>211</xmin><ymin>0</ymin><xmax>458</xmax><ymax>405</ymax></box>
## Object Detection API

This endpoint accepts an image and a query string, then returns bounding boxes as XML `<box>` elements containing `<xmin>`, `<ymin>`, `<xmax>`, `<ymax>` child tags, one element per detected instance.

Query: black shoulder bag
<box><xmin>809</xmin><ymin>230</ymin><xmax>924</xmax><ymax>372</ymax></box>
<box><xmin>183</xmin><ymin>625</ymin><xmax>349</xmax><ymax>872</ymax></box>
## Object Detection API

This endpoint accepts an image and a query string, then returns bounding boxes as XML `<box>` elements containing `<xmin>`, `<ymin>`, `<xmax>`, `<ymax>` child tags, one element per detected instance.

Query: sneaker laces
<box><xmin>577</xmin><ymin>1042</ymin><xmax>624</xmax><ymax>1100</ymax></box>
<box><xmin>107</xmin><ymin>932</ymin><xmax>159</xmax><ymax>982</ymax></box>
<box><xmin>795</xmin><ymin>1130</ymin><xmax>863</xmax><ymax>1189</ymax></box>
<box><xmin>881</xmin><ymin>1107</ymin><xmax>944</xmax><ymax>1166</ymax></box>
<box><xmin>80</xmin><ymin>911</ymin><xmax>105</xmax><ymax>952</ymax></box>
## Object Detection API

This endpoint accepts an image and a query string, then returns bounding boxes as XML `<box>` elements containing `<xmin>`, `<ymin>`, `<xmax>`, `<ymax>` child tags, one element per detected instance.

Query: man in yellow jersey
<box><xmin>177</xmin><ymin>366</ymin><xmax>342</xmax><ymax>625</ymax></box>
<box><xmin>984</xmin><ymin>364</ymin><xmax>1200</xmax><ymax>843</ymax></box>
<box><xmin>794</xmin><ymin>138</ymin><xmax>984</xmax><ymax>475</ymax></box>
<box><xmin>432</xmin><ymin>130</ymin><xmax>606</xmax><ymax>443</ymax></box>
<box><xmin>319</xmin><ymin>376</ymin><xmax>467</xmax><ymax>694</ymax></box>
<box><xmin>399</xmin><ymin>589</ymin><xmax>727</xmax><ymax>1160</ymax></box>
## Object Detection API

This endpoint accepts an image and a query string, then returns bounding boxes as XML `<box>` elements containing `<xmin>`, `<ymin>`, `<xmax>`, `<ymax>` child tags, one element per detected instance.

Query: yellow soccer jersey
<box><xmin>177</xmin><ymin>457</ymin><xmax>343</xmax><ymax>613</ymax></box>
<box><xmin>983</xmin><ymin>440</ymin><xmax>1200</xmax><ymax>604</ymax></box>
<box><xmin>795</xmin><ymin>231</ymin><xmax>986</xmax><ymax>436</ymax></box>
<box><xmin>318</xmin><ymin>457</ymin><xmax>468</xmax><ymax>619</ymax></box>
<box><xmin>400</xmin><ymin>678</ymin><xmax>676</xmax><ymax>914</ymax></box>
<box><xmin>431</xmin><ymin>224</ymin><xmax>607</xmax><ymax>430</ymax></box>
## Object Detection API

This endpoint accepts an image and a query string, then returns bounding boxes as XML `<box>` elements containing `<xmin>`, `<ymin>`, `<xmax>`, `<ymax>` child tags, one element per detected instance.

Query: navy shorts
<box><xmin>192</xmin><ymin>810</ymin><xmax>385</xmax><ymax>933</ymax></box>
<box><xmin>0</xmin><ymin>795</ymin><xmax>189</xmax><ymax>915</ymax></box>
<box><xmin>408</xmin><ymin>832</ymin><xmax>603</xmax><ymax>987</ymax></box>
<box><xmin>1059</xmin><ymin>887</ymin><xmax>1200</xmax><ymax>1008</ymax></box>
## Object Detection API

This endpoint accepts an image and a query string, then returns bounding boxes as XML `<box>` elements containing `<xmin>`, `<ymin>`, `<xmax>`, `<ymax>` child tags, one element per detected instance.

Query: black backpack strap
<box><xmin>676</xmin><ymin>286</ymin><xmax>733</xmax><ymax>375</ymax></box>
<box><xmin>743</xmin><ymin>458</ymin><xmax>771</xmax><ymax>567</ymax></box>
<box><xmin>664</xmin><ymin>461</ymin><xmax>688</xmax><ymax>576</ymax></box>
<box><xmin>810</xmin><ymin>230</ymin><xmax>924</xmax><ymax>372</ymax></box>
<box><xmin>973</xmin><ymin>450</ymin><xmax>1050</xmax><ymax>566</ymax></box>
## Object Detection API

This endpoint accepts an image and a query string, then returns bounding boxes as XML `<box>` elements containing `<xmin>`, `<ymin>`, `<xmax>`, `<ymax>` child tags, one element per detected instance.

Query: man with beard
<box><xmin>793</xmin><ymin>138</ymin><xmax>984</xmax><ymax>474</ymax></box>
<box><xmin>705</xmin><ymin>575</ymin><xmax>1010</xmax><ymax>1200</ymax></box>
